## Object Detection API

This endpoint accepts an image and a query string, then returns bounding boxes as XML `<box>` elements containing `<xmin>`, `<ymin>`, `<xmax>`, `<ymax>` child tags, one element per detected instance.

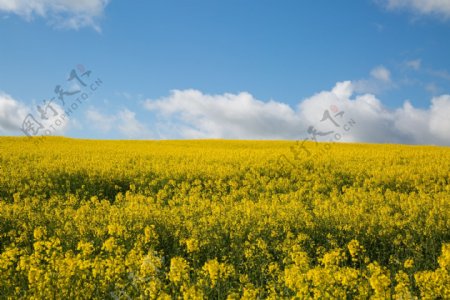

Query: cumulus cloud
<box><xmin>0</xmin><ymin>92</ymin><xmax>29</xmax><ymax>132</ymax></box>
<box><xmin>0</xmin><ymin>91</ymin><xmax>69</xmax><ymax>136</ymax></box>
<box><xmin>145</xmin><ymin>90</ymin><xmax>302</xmax><ymax>139</ymax></box>
<box><xmin>0</xmin><ymin>0</ymin><xmax>109</xmax><ymax>30</ymax></box>
<box><xmin>380</xmin><ymin>0</ymin><xmax>450</xmax><ymax>19</ymax></box>
<box><xmin>144</xmin><ymin>83</ymin><xmax>450</xmax><ymax>145</ymax></box>
<box><xmin>85</xmin><ymin>107</ymin><xmax>152</xmax><ymax>139</ymax></box>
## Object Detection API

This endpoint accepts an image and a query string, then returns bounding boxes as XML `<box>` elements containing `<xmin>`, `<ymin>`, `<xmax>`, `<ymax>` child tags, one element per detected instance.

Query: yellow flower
<box><xmin>404</xmin><ymin>258</ymin><xmax>414</xmax><ymax>269</ymax></box>
<box><xmin>33</xmin><ymin>227</ymin><xmax>47</xmax><ymax>240</ymax></box>
<box><xmin>184</xmin><ymin>238</ymin><xmax>199</xmax><ymax>253</ymax></box>
<box><xmin>168</xmin><ymin>257</ymin><xmax>190</xmax><ymax>285</ymax></box>
<box><xmin>202</xmin><ymin>259</ymin><xmax>234</xmax><ymax>288</ymax></box>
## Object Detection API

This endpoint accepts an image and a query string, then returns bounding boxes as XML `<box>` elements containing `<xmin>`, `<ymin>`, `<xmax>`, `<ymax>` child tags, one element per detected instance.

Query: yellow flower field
<box><xmin>0</xmin><ymin>137</ymin><xmax>449</xmax><ymax>299</ymax></box>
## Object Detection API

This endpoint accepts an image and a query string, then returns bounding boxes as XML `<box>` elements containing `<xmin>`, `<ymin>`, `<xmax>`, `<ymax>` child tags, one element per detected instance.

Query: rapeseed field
<box><xmin>0</xmin><ymin>137</ymin><xmax>449</xmax><ymax>299</ymax></box>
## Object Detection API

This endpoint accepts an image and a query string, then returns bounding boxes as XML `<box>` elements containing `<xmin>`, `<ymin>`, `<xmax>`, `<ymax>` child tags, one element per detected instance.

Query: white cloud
<box><xmin>0</xmin><ymin>0</ymin><xmax>109</xmax><ymax>30</ymax></box>
<box><xmin>373</xmin><ymin>22</ymin><xmax>385</xmax><ymax>32</ymax></box>
<box><xmin>86</xmin><ymin>107</ymin><xmax>115</xmax><ymax>132</ymax></box>
<box><xmin>425</xmin><ymin>82</ymin><xmax>440</xmax><ymax>94</ymax></box>
<box><xmin>0</xmin><ymin>92</ymin><xmax>29</xmax><ymax>132</ymax></box>
<box><xmin>144</xmin><ymin>82</ymin><xmax>450</xmax><ymax>145</ymax></box>
<box><xmin>35</xmin><ymin>100</ymin><xmax>68</xmax><ymax>134</ymax></box>
<box><xmin>0</xmin><ymin>92</ymin><xmax>69</xmax><ymax>135</ymax></box>
<box><xmin>428</xmin><ymin>69</ymin><xmax>450</xmax><ymax>81</ymax></box>
<box><xmin>381</xmin><ymin>0</ymin><xmax>450</xmax><ymax>19</ymax></box>
<box><xmin>116</xmin><ymin>109</ymin><xmax>150</xmax><ymax>138</ymax></box>
<box><xmin>352</xmin><ymin>66</ymin><xmax>393</xmax><ymax>94</ymax></box>
<box><xmin>145</xmin><ymin>89</ymin><xmax>302</xmax><ymax>139</ymax></box>
<box><xmin>85</xmin><ymin>107</ymin><xmax>152</xmax><ymax>139</ymax></box>
<box><xmin>370</xmin><ymin>66</ymin><xmax>391</xmax><ymax>82</ymax></box>
<box><xmin>406</xmin><ymin>59</ymin><xmax>421</xmax><ymax>70</ymax></box>
<box><xmin>428</xmin><ymin>95</ymin><xmax>450</xmax><ymax>142</ymax></box>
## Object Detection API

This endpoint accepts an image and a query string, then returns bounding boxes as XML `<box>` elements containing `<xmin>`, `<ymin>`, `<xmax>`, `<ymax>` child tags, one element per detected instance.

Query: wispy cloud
<box><xmin>428</xmin><ymin>68</ymin><xmax>450</xmax><ymax>81</ymax></box>
<box><xmin>0</xmin><ymin>0</ymin><xmax>110</xmax><ymax>31</ymax></box>
<box><xmin>425</xmin><ymin>82</ymin><xmax>440</xmax><ymax>95</ymax></box>
<box><xmin>116</xmin><ymin>109</ymin><xmax>150</xmax><ymax>138</ymax></box>
<box><xmin>85</xmin><ymin>107</ymin><xmax>152</xmax><ymax>139</ymax></box>
<box><xmin>85</xmin><ymin>107</ymin><xmax>115</xmax><ymax>132</ymax></box>
<box><xmin>352</xmin><ymin>65</ymin><xmax>393</xmax><ymax>94</ymax></box>
<box><xmin>370</xmin><ymin>65</ymin><xmax>391</xmax><ymax>82</ymax></box>
<box><xmin>373</xmin><ymin>22</ymin><xmax>386</xmax><ymax>32</ymax></box>
<box><xmin>379</xmin><ymin>0</ymin><xmax>450</xmax><ymax>20</ymax></box>
<box><xmin>405</xmin><ymin>59</ymin><xmax>421</xmax><ymax>70</ymax></box>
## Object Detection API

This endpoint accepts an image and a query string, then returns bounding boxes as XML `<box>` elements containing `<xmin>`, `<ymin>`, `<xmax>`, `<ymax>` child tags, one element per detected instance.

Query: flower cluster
<box><xmin>0</xmin><ymin>137</ymin><xmax>449</xmax><ymax>298</ymax></box>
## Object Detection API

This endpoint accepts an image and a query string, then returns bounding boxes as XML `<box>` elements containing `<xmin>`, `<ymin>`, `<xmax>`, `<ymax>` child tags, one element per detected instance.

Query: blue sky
<box><xmin>1</xmin><ymin>0</ymin><xmax>450</xmax><ymax>144</ymax></box>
